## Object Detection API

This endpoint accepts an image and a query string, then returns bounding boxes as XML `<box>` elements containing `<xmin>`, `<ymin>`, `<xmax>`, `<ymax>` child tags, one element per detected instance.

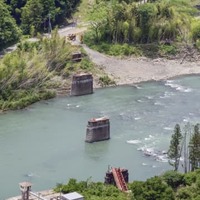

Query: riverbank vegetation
<box><xmin>0</xmin><ymin>30</ymin><xmax>103</xmax><ymax>111</ymax></box>
<box><xmin>55</xmin><ymin>169</ymin><xmax>200</xmax><ymax>200</ymax></box>
<box><xmin>84</xmin><ymin>0</ymin><xmax>200</xmax><ymax>57</ymax></box>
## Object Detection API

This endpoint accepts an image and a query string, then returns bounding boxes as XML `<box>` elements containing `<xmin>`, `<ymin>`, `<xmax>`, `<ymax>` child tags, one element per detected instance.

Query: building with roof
<box><xmin>61</xmin><ymin>192</ymin><xmax>84</xmax><ymax>200</ymax></box>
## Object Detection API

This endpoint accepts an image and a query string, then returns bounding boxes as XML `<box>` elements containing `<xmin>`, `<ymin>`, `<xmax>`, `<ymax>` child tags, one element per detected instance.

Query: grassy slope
<box><xmin>0</xmin><ymin>31</ymin><xmax>108</xmax><ymax>111</ymax></box>
<box><xmin>0</xmin><ymin>0</ymin><xmax>116</xmax><ymax>112</ymax></box>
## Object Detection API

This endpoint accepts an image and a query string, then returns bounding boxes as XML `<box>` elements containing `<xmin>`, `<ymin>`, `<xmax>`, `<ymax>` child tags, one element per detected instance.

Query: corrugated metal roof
<box><xmin>62</xmin><ymin>192</ymin><xmax>83</xmax><ymax>200</ymax></box>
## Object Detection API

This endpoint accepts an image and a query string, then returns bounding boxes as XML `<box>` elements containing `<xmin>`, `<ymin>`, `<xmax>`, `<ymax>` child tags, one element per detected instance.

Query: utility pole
<box><xmin>183</xmin><ymin>130</ymin><xmax>187</xmax><ymax>173</ymax></box>
<box><xmin>183</xmin><ymin>123</ymin><xmax>193</xmax><ymax>173</ymax></box>
<box><xmin>48</xmin><ymin>13</ymin><xmax>52</xmax><ymax>37</ymax></box>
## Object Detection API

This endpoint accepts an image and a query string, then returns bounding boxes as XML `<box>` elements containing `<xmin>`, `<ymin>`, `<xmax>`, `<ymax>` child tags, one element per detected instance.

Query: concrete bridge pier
<box><xmin>71</xmin><ymin>73</ymin><xmax>93</xmax><ymax>96</ymax></box>
<box><xmin>86</xmin><ymin>117</ymin><xmax>110</xmax><ymax>143</ymax></box>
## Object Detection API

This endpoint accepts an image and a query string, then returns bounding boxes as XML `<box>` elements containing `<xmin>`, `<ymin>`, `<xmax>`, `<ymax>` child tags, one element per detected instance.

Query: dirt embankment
<box><xmin>61</xmin><ymin>25</ymin><xmax>200</xmax><ymax>85</ymax></box>
<box><xmin>82</xmin><ymin>45</ymin><xmax>200</xmax><ymax>85</ymax></box>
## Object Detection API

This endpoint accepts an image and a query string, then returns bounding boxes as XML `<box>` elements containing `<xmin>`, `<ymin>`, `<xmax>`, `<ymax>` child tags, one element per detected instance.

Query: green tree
<box><xmin>137</xmin><ymin>3</ymin><xmax>157</xmax><ymax>43</ymax></box>
<box><xmin>88</xmin><ymin>1</ymin><xmax>108</xmax><ymax>42</ymax></box>
<box><xmin>129</xmin><ymin>176</ymin><xmax>175</xmax><ymax>200</ymax></box>
<box><xmin>168</xmin><ymin>124</ymin><xmax>183</xmax><ymax>171</ymax></box>
<box><xmin>176</xmin><ymin>187</ymin><xmax>192</xmax><ymax>200</ymax></box>
<box><xmin>5</xmin><ymin>0</ymin><xmax>27</xmax><ymax>24</ymax></box>
<box><xmin>191</xmin><ymin>19</ymin><xmax>200</xmax><ymax>41</ymax></box>
<box><xmin>162</xmin><ymin>170</ymin><xmax>184</xmax><ymax>189</ymax></box>
<box><xmin>189</xmin><ymin>124</ymin><xmax>200</xmax><ymax>171</ymax></box>
<box><xmin>4</xmin><ymin>0</ymin><xmax>81</xmax><ymax>30</ymax></box>
<box><xmin>21</xmin><ymin>0</ymin><xmax>43</xmax><ymax>34</ymax></box>
<box><xmin>0</xmin><ymin>0</ymin><xmax>21</xmax><ymax>49</ymax></box>
<box><xmin>85</xmin><ymin>0</ymin><xmax>194</xmax><ymax>45</ymax></box>
<box><xmin>143</xmin><ymin>177</ymin><xmax>175</xmax><ymax>200</ymax></box>
<box><xmin>184</xmin><ymin>171</ymin><xmax>197</xmax><ymax>186</ymax></box>
<box><xmin>128</xmin><ymin>181</ymin><xmax>145</xmax><ymax>199</ymax></box>
<box><xmin>55</xmin><ymin>178</ymin><xmax>128</xmax><ymax>200</ymax></box>
<box><xmin>40</xmin><ymin>0</ymin><xmax>56</xmax><ymax>32</ymax></box>
<box><xmin>54</xmin><ymin>0</ymin><xmax>80</xmax><ymax>24</ymax></box>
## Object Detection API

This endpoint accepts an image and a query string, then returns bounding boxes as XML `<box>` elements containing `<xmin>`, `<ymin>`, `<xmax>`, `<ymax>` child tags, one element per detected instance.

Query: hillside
<box><xmin>0</xmin><ymin>30</ymin><xmax>109</xmax><ymax>111</ymax></box>
<box><xmin>83</xmin><ymin>0</ymin><xmax>200</xmax><ymax>57</ymax></box>
<box><xmin>0</xmin><ymin>0</ymin><xmax>111</xmax><ymax>111</ymax></box>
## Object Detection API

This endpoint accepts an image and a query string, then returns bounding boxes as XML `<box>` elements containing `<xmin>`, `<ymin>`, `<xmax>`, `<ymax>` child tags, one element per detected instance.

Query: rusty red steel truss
<box><xmin>111</xmin><ymin>168</ymin><xmax>128</xmax><ymax>192</ymax></box>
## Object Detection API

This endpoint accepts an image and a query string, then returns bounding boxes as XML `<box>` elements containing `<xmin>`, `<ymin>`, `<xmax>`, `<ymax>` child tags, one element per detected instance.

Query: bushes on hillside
<box><xmin>55</xmin><ymin>170</ymin><xmax>200</xmax><ymax>200</ymax></box>
<box><xmin>0</xmin><ymin>30</ymin><xmax>96</xmax><ymax>110</ymax></box>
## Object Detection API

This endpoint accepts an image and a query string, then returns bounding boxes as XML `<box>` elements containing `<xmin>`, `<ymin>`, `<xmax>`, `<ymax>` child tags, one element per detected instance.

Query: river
<box><xmin>1</xmin><ymin>75</ymin><xmax>200</xmax><ymax>199</ymax></box>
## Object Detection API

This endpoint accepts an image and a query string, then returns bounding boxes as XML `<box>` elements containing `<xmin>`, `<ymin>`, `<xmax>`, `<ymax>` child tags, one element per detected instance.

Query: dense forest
<box><xmin>84</xmin><ymin>0</ymin><xmax>200</xmax><ymax>56</ymax></box>
<box><xmin>2</xmin><ymin>0</ymin><xmax>200</xmax><ymax>51</ymax></box>
<box><xmin>0</xmin><ymin>0</ymin><xmax>80</xmax><ymax>48</ymax></box>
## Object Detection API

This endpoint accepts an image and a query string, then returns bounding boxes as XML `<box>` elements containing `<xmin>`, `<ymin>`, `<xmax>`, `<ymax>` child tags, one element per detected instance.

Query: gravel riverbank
<box><xmin>82</xmin><ymin>45</ymin><xmax>200</xmax><ymax>85</ymax></box>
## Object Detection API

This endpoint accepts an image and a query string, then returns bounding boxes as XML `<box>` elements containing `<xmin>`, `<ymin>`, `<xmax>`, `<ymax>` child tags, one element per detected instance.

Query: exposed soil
<box><xmin>82</xmin><ymin>44</ymin><xmax>200</xmax><ymax>86</ymax></box>
<box><xmin>59</xmin><ymin>25</ymin><xmax>200</xmax><ymax>86</ymax></box>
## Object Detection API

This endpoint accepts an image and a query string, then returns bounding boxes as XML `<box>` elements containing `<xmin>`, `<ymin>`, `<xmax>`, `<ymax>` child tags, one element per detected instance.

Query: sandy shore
<box><xmin>82</xmin><ymin>45</ymin><xmax>200</xmax><ymax>86</ymax></box>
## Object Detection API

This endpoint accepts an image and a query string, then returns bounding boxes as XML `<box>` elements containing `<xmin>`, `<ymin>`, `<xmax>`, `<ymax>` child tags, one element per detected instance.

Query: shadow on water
<box><xmin>84</xmin><ymin>140</ymin><xmax>110</xmax><ymax>161</ymax></box>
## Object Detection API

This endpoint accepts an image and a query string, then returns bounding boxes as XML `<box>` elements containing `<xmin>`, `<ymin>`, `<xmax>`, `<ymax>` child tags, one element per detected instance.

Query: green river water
<box><xmin>1</xmin><ymin>75</ymin><xmax>200</xmax><ymax>199</ymax></box>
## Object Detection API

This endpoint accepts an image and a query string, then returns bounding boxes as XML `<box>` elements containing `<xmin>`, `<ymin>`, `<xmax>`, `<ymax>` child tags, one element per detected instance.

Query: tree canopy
<box><xmin>1</xmin><ymin>0</ymin><xmax>80</xmax><ymax>38</ymax></box>
<box><xmin>85</xmin><ymin>0</ymin><xmax>199</xmax><ymax>49</ymax></box>
<box><xmin>21</xmin><ymin>0</ymin><xmax>44</xmax><ymax>34</ymax></box>
<box><xmin>0</xmin><ymin>0</ymin><xmax>21</xmax><ymax>48</ymax></box>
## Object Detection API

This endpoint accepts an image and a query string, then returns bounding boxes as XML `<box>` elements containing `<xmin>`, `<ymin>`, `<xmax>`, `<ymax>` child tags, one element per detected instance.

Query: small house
<box><xmin>61</xmin><ymin>192</ymin><xmax>84</xmax><ymax>200</ymax></box>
